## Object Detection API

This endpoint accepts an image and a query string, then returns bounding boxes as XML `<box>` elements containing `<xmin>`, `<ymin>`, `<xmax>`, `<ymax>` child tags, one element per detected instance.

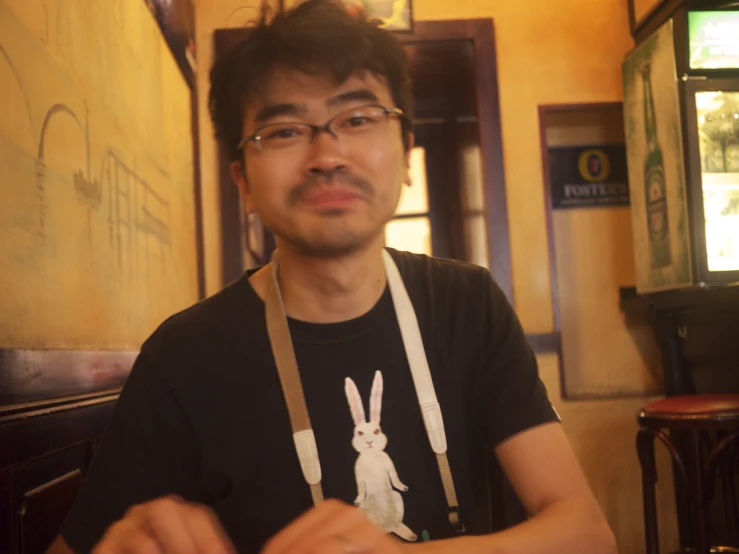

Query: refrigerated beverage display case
<box><xmin>623</xmin><ymin>2</ymin><xmax>739</xmax><ymax>292</ymax></box>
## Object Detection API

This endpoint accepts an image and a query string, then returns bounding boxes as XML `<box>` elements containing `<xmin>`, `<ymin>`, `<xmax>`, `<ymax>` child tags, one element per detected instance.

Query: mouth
<box><xmin>300</xmin><ymin>188</ymin><xmax>363</xmax><ymax>210</ymax></box>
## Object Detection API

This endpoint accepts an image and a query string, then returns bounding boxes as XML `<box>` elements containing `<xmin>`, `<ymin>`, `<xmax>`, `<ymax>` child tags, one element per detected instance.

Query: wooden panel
<box><xmin>0</xmin><ymin>398</ymin><xmax>116</xmax><ymax>469</ymax></box>
<box><xmin>682</xmin><ymin>321</ymin><xmax>739</xmax><ymax>363</ymax></box>
<box><xmin>13</xmin><ymin>446</ymin><xmax>88</xmax><ymax>554</ymax></box>
<box><xmin>0</xmin><ymin>383</ymin><xmax>117</xmax><ymax>554</ymax></box>
<box><xmin>0</xmin><ymin>349</ymin><xmax>135</xmax><ymax>408</ymax></box>
<box><xmin>405</xmin><ymin>39</ymin><xmax>477</xmax><ymax>119</ymax></box>
<box><xmin>19</xmin><ymin>471</ymin><xmax>83</xmax><ymax>554</ymax></box>
<box><xmin>0</xmin><ymin>468</ymin><xmax>12</xmax><ymax>554</ymax></box>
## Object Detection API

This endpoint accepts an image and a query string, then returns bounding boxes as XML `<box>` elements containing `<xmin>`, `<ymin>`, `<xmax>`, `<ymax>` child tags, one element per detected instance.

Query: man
<box><xmin>50</xmin><ymin>1</ymin><xmax>617</xmax><ymax>553</ymax></box>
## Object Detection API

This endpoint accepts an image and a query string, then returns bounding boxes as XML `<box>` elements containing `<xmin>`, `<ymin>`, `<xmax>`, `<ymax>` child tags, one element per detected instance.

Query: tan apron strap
<box><xmin>436</xmin><ymin>453</ymin><xmax>463</xmax><ymax>530</ymax></box>
<box><xmin>265</xmin><ymin>253</ymin><xmax>324</xmax><ymax>503</ymax></box>
<box><xmin>310</xmin><ymin>483</ymin><xmax>324</xmax><ymax>506</ymax></box>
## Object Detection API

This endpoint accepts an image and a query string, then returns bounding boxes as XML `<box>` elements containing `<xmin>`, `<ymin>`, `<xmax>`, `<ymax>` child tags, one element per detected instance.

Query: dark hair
<box><xmin>208</xmin><ymin>0</ymin><xmax>413</xmax><ymax>163</ymax></box>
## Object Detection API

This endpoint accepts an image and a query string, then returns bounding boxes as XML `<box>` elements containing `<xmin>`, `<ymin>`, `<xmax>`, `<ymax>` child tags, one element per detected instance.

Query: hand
<box><xmin>92</xmin><ymin>495</ymin><xmax>236</xmax><ymax>554</ymax></box>
<box><xmin>261</xmin><ymin>499</ymin><xmax>409</xmax><ymax>554</ymax></box>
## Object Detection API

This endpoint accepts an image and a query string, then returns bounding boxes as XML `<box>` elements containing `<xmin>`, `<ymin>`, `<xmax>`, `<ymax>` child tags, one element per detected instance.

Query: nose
<box><xmin>304</xmin><ymin>128</ymin><xmax>347</xmax><ymax>177</ymax></box>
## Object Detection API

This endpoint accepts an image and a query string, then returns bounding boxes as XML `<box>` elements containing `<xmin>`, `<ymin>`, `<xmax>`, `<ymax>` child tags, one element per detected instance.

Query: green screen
<box><xmin>689</xmin><ymin>11</ymin><xmax>739</xmax><ymax>69</ymax></box>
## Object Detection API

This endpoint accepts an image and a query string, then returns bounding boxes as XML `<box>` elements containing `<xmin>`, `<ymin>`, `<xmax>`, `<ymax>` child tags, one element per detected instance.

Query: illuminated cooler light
<box><xmin>689</xmin><ymin>11</ymin><xmax>739</xmax><ymax>69</ymax></box>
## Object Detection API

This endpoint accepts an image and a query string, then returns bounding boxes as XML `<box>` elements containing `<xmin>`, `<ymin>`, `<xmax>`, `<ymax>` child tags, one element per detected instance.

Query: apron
<box><xmin>264</xmin><ymin>249</ymin><xmax>464</xmax><ymax>533</ymax></box>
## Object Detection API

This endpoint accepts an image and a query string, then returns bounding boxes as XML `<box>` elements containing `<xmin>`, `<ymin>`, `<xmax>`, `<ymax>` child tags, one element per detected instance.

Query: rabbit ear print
<box><xmin>345</xmin><ymin>377</ymin><xmax>366</xmax><ymax>426</ymax></box>
<box><xmin>369</xmin><ymin>370</ymin><xmax>383</xmax><ymax>425</ymax></box>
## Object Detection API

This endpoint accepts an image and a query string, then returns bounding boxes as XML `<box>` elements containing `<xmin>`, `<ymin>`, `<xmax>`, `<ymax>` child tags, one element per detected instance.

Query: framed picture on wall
<box><xmin>281</xmin><ymin>0</ymin><xmax>413</xmax><ymax>32</ymax></box>
<box><xmin>145</xmin><ymin>0</ymin><xmax>197</xmax><ymax>82</ymax></box>
<box><xmin>627</xmin><ymin>0</ymin><xmax>668</xmax><ymax>36</ymax></box>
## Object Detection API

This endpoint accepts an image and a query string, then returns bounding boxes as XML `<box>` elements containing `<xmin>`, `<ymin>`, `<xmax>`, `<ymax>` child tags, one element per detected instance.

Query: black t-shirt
<box><xmin>60</xmin><ymin>249</ymin><xmax>559</xmax><ymax>553</ymax></box>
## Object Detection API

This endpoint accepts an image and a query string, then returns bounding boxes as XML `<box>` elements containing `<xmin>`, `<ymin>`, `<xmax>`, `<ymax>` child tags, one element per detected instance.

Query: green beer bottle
<box><xmin>641</xmin><ymin>62</ymin><xmax>671</xmax><ymax>268</ymax></box>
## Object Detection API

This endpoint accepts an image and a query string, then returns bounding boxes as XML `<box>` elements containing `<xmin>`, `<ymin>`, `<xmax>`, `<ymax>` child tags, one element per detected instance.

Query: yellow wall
<box><xmin>1</xmin><ymin>0</ymin><xmax>199</xmax><ymax>349</ymax></box>
<box><xmin>415</xmin><ymin>0</ymin><xmax>633</xmax><ymax>333</ymax></box>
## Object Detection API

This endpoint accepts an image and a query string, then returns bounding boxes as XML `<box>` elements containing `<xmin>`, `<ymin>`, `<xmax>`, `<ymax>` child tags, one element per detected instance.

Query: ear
<box><xmin>345</xmin><ymin>377</ymin><xmax>366</xmax><ymax>426</ymax></box>
<box><xmin>229</xmin><ymin>160</ymin><xmax>256</xmax><ymax>213</ymax></box>
<box><xmin>402</xmin><ymin>133</ymin><xmax>415</xmax><ymax>187</ymax></box>
<box><xmin>369</xmin><ymin>371</ymin><xmax>383</xmax><ymax>425</ymax></box>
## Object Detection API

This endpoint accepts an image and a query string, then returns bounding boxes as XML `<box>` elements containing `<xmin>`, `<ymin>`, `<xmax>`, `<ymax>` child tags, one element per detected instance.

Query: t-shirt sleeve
<box><xmin>479</xmin><ymin>273</ymin><xmax>560</xmax><ymax>448</ymax></box>
<box><xmin>60</xmin><ymin>344</ymin><xmax>199</xmax><ymax>554</ymax></box>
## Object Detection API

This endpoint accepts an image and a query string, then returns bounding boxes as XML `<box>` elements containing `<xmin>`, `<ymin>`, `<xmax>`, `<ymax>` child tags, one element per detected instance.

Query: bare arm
<box><xmin>46</xmin><ymin>536</ymin><xmax>76</xmax><ymax>554</ymax></box>
<box><xmin>411</xmin><ymin>423</ymin><xmax>617</xmax><ymax>554</ymax></box>
<box><xmin>46</xmin><ymin>497</ymin><xmax>235</xmax><ymax>554</ymax></box>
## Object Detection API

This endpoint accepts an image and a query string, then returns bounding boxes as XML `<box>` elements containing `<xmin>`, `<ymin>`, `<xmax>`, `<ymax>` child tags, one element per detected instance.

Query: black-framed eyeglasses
<box><xmin>237</xmin><ymin>104</ymin><xmax>407</xmax><ymax>152</ymax></box>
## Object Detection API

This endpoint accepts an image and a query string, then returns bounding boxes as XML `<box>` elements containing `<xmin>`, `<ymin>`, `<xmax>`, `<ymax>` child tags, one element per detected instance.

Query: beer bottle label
<box><xmin>646</xmin><ymin>165</ymin><xmax>668</xmax><ymax>242</ymax></box>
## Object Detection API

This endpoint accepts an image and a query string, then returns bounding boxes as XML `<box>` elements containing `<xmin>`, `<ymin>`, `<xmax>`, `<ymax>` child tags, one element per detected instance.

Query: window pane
<box><xmin>385</xmin><ymin>217</ymin><xmax>432</xmax><ymax>256</ymax></box>
<box><xmin>460</xmin><ymin>145</ymin><xmax>485</xmax><ymax>212</ymax></box>
<box><xmin>695</xmin><ymin>91</ymin><xmax>739</xmax><ymax>272</ymax></box>
<box><xmin>463</xmin><ymin>214</ymin><xmax>489</xmax><ymax>269</ymax></box>
<box><xmin>396</xmin><ymin>147</ymin><xmax>429</xmax><ymax>215</ymax></box>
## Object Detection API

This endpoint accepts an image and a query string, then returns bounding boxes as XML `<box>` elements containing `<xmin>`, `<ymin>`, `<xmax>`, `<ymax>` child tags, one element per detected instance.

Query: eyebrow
<box><xmin>252</xmin><ymin>88</ymin><xmax>380</xmax><ymax>125</ymax></box>
<box><xmin>253</xmin><ymin>103</ymin><xmax>307</xmax><ymax>125</ymax></box>
<box><xmin>327</xmin><ymin>88</ymin><xmax>380</xmax><ymax>107</ymax></box>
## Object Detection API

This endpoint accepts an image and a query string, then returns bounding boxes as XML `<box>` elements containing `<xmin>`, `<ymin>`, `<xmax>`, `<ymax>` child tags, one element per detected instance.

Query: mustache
<box><xmin>288</xmin><ymin>170</ymin><xmax>374</xmax><ymax>205</ymax></box>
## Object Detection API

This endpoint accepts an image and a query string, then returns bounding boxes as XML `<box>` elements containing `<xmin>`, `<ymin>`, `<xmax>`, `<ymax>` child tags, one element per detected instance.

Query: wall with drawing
<box><xmin>0</xmin><ymin>1</ymin><xmax>199</xmax><ymax>349</ymax></box>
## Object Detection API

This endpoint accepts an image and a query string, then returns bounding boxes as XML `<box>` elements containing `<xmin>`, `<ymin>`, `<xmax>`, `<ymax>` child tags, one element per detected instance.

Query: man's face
<box><xmin>230</xmin><ymin>68</ymin><xmax>413</xmax><ymax>257</ymax></box>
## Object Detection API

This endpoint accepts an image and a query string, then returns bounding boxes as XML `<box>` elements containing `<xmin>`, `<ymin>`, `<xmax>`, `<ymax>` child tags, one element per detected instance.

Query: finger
<box><xmin>322</xmin><ymin>525</ymin><xmax>388</xmax><ymax>554</ymax></box>
<box><xmin>184</xmin><ymin>503</ymin><xmax>237</xmax><ymax>554</ymax></box>
<box><xmin>261</xmin><ymin>500</ymin><xmax>359</xmax><ymax>554</ymax></box>
<box><xmin>302</xmin><ymin>525</ymin><xmax>393</xmax><ymax>554</ymax></box>
<box><xmin>93</xmin><ymin>518</ymin><xmax>160</xmax><ymax>554</ymax></box>
<box><xmin>300</xmin><ymin>514</ymin><xmax>381</xmax><ymax>554</ymax></box>
<box><xmin>133</xmin><ymin>497</ymin><xmax>198</xmax><ymax>554</ymax></box>
<box><xmin>120</xmin><ymin>533</ymin><xmax>162</xmax><ymax>554</ymax></box>
<box><xmin>277</xmin><ymin>508</ymin><xmax>387</xmax><ymax>554</ymax></box>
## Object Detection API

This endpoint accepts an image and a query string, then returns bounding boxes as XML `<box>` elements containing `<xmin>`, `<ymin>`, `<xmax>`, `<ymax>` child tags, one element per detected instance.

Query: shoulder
<box><xmin>387</xmin><ymin>248</ymin><xmax>503</xmax><ymax>303</ymax></box>
<box><xmin>140</xmin><ymin>274</ymin><xmax>260</xmax><ymax>359</ymax></box>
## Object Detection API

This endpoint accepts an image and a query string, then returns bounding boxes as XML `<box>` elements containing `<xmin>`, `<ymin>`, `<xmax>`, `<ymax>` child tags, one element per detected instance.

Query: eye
<box><xmin>374</xmin><ymin>429</ymin><xmax>380</xmax><ymax>435</ymax></box>
<box><xmin>261</xmin><ymin>124</ymin><xmax>309</xmax><ymax>143</ymax></box>
<box><xmin>337</xmin><ymin>108</ymin><xmax>383</xmax><ymax>131</ymax></box>
<box><xmin>266</xmin><ymin>126</ymin><xmax>300</xmax><ymax>139</ymax></box>
<box><xmin>358</xmin><ymin>431</ymin><xmax>364</xmax><ymax>436</ymax></box>
<box><xmin>345</xmin><ymin>116</ymin><xmax>371</xmax><ymax>128</ymax></box>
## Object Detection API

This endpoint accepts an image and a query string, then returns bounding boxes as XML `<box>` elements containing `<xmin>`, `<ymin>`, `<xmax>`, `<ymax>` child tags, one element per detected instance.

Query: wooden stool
<box><xmin>637</xmin><ymin>394</ymin><xmax>739</xmax><ymax>554</ymax></box>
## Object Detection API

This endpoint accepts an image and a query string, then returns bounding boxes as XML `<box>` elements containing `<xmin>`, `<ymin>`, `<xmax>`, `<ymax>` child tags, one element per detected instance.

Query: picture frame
<box><xmin>627</xmin><ymin>0</ymin><xmax>673</xmax><ymax>38</ymax></box>
<box><xmin>281</xmin><ymin>0</ymin><xmax>413</xmax><ymax>32</ymax></box>
<box><xmin>144</xmin><ymin>0</ymin><xmax>197</xmax><ymax>84</ymax></box>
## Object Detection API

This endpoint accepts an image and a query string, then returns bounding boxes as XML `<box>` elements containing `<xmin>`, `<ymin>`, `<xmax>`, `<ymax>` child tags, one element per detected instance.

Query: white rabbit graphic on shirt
<box><xmin>345</xmin><ymin>371</ymin><xmax>418</xmax><ymax>542</ymax></box>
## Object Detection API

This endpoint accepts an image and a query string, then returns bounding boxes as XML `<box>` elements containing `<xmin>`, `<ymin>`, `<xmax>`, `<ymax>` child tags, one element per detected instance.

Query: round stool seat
<box><xmin>642</xmin><ymin>394</ymin><xmax>739</xmax><ymax>418</ymax></box>
<box><xmin>637</xmin><ymin>394</ymin><xmax>739</xmax><ymax>553</ymax></box>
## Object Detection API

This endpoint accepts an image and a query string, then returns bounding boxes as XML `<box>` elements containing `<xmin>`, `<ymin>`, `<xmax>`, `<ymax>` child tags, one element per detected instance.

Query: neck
<box><xmin>257</xmin><ymin>238</ymin><xmax>388</xmax><ymax>324</ymax></box>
